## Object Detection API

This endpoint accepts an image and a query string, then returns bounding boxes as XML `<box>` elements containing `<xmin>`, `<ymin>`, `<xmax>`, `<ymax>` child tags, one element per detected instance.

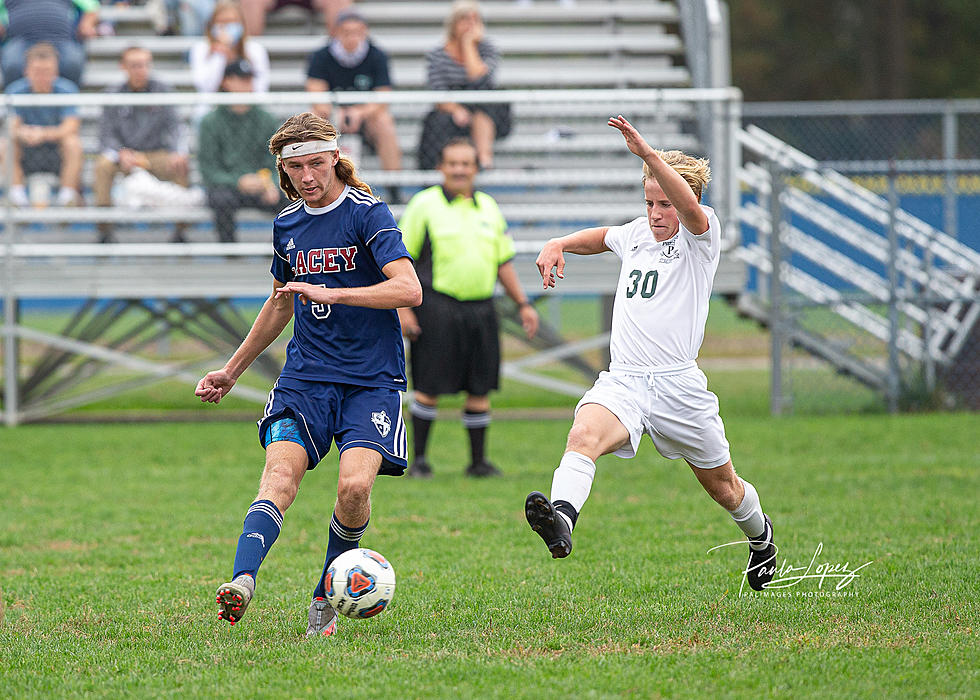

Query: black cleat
<box><xmin>525</xmin><ymin>491</ymin><xmax>572</xmax><ymax>558</ymax></box>
<box><xmin>465</xmin><ymin>459</ymin><xmax>502</xmax><ymax>478</ymax></box>
<box><xmin>407</xmin><ymin>457</ymin><xmax>433</xmax><ymax>478</ymax></box>
<box><xmin>745</xmin><ymin>515</ymin><xmax>776</xmax><ymax>591</ymax></box>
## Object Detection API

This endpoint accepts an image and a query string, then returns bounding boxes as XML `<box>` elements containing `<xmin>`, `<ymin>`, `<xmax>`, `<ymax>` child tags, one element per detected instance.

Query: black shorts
<box><xmin>22</xmin><ymin>143</ymin><xmax>61</xmax><ymax>176</ymax></box>
<box><xmin>410</xmin><ymin>290</ymin><xmax>500</xmax><ymax>396</ymax></box>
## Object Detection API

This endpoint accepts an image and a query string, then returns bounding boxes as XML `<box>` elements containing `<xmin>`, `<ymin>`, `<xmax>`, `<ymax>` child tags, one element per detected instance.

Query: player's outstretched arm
<box><xmin>276</xmin><ymin>257</ymin><xmax>422</xmax><ymax>310</ymax></box>
<box><xmin>536</xmin><ymin>226</ymin><xmax>610</xmax><ymax>289</ymax></box>
<box><xmin>195</xmin><ymin>280</ymin><xmax>294</xmax><ymax>403</ymax></box>
<box><xmin>608</xmin><ymin>115</ymin><xmax>709</xmax><ymax>235</ymax></box>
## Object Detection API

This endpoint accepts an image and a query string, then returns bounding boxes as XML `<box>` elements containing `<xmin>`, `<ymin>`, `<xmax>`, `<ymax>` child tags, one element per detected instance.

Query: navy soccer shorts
<box><xmin>257</xmin><ymin>377</ymin><xmax>409</xmax><ymax>476</ymax></box>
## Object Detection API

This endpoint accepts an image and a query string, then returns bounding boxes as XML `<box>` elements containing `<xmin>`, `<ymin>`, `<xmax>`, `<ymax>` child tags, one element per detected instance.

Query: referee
<box><xmin>398</xmin><ymin>137</ymin><xmax>538</xmax><ymax>477</ymax></box>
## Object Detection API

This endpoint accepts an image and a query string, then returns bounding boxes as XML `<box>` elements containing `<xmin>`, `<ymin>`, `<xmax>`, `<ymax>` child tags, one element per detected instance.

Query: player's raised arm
<box><xmin>536</xmin><ymin>226</ymin><xmax>610</xmax><ymax>289</ymax></box>
<box><xmin>608</xmin><ymin>115</ymin><xmax>709</xmax><ymax>235</ymax></box>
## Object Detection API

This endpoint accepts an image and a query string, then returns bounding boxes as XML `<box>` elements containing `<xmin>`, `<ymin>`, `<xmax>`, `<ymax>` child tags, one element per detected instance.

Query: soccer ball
<box><xmin>324</xmin><ymin>548</ymin><xmax>396</xmax><ymax>619</ymax></box>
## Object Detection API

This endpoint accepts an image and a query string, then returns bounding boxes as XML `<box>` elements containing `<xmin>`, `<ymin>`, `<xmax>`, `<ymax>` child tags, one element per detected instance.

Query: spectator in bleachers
<box><xmin>190</xmin><ymin>0</ymin><xmax>270</xmax><ymax>94</ymax></box>
<box><xmin>198</xmin><ymin>58</ymin><xmax>284</xmax><ymax>242</ymax></box>
<box><xmin>239</xmin><ymin>0</ymin><xmax>348</xmax><ymax>36</ymax></box>
<box><xmin>0</xmin><ymin>0</ymin><xmax>100</xmax><ymax>87</ymax></box>
<box><xmin>94</xmin><ymin>46</ymin><xmax>190</xmax><ymax>243</ymax></box>
<box><xmin>163</xmin><ymin>0</ymin><xmax>217</xmax><ymax>36</ymax></box>
<box><xmin>305</xmin><ymin>9</ymin><xmax>401</xmax><ymax>197</ymax></box>
<box><xmin>5</xmin><ymin>42</ymin><xmax>83</xmax><ymax>207</ymax></box>
<box><xmin>418</xmin><ymin>0</ymin><xmax>511</xmax><ymax>171</ymax></box>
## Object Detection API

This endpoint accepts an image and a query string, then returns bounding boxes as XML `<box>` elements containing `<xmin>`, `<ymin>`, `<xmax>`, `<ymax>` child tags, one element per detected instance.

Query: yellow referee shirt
<box><xmin>399</xmin><ymin>186</ymin><xmax>515</xmax><ymax>301</ymax></box>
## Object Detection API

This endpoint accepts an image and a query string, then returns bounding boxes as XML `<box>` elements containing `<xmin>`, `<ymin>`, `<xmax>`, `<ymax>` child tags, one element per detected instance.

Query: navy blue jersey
<box><xmin>271</xmin><ymin>186</ymin><xmax>411</xmax><ymax>389</ymax></box>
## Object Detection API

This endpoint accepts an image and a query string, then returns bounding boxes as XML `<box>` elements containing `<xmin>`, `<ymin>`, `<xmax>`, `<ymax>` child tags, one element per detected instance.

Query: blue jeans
<box><xmin>2</xmin><ymin>38</ymin><xmax>85</xmax><ymax>87</ymax></box>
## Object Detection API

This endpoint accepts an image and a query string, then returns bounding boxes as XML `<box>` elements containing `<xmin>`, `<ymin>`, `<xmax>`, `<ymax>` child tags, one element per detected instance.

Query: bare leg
<box><xmin>564</xmin><ymin>402</ymin><xmax>630</xmax><ymax>461</ymax></box>
<box><xmin>256</xmin><ymin>440</ymin><xmax>309</xmax><ymax>512</ymax></box>
<box><xmin>334</xmin><ymin>446</ymin><xmax>380</xmax><ymax>527</ymax></box>
<box><xmin>687</xmin><ymin>459</ymin><xmax>743</xmax><ymax>511</ymax></box>
<box><xmin>11</xmin><ymin>141</ymin><xmax>25</xmax><ymax>186</ymax></box>
<box><xmin>363</xmin><ymin>108</ymin><xmax>402</xmax><ymax>171</ymax></box>
<box><xmin>59</xmin><ymin>133</ymin><xmax>83</xmax><ymax>192</ymax></box>
<box><xmin>470</xmin><ymin>110</ymin><xmax>496</xmax><ymax>169</ymax></box>
<box><xmin>240</xmin><ymin>0</ymin><xmax>274</xmax><ymax>36</ymax></box>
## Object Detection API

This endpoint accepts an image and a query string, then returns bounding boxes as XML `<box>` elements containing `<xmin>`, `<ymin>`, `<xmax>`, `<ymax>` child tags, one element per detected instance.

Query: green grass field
<box><xmin>2</xmin><ymin>411</ymin><xmax>977</xmax><ymax>698</ymax></box>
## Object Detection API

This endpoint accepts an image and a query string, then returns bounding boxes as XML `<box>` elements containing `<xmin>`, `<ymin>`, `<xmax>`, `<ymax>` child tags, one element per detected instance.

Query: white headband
<box><xmin>280</xmin><ymin>139</ymin><xmax>338</xmax><ymax>159</ymax></box>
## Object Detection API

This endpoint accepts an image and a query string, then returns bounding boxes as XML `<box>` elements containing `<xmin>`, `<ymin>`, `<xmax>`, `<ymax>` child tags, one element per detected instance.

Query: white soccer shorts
<box><xmin>575</xmin><ymin>361</ymin><xmax>731</xmax><ymax>469</ymax></box>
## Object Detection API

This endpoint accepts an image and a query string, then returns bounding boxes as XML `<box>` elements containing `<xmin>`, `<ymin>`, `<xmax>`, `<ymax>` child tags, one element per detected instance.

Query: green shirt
<box><xmin>399</xmin><ymin>186</ymin><xmax>514</xmax><ymax>301</ymax></box>
<box><xmin>198</xmin><ymin>105</ymin><xmax>281</xmax><ymax>188</ymax></box>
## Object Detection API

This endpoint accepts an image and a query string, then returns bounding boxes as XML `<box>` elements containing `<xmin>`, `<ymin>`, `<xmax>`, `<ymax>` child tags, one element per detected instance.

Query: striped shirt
<box><xmin>425</xmin><ymin>40</ymin><xmax>500</xmax><ymax>90</ymax></box>
<box><xmin>3</xmin><ymin>0</ymin><xmax>97</xmax><ymax>43</ymax></box>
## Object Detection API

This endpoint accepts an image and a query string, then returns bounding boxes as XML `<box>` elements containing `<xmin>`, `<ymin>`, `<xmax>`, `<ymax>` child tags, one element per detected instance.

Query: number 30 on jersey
<box><xmin>626</xmin><ymin>269</ymin><xmax>659</xmax><ymax>299</ymax></box>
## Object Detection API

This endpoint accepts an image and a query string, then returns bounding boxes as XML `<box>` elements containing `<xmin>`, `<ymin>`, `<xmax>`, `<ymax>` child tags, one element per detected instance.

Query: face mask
<box><xmin>212</xmin><ymin>22</ymin><xmax>244</xmax><ymax>43</ymax></box>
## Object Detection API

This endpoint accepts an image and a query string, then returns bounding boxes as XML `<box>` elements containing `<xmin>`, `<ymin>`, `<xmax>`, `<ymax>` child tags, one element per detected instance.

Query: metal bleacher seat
<box><xmin>66</xmin><ymin>0</ymin><xmax>695</xmax><ymax>256</ymax></box>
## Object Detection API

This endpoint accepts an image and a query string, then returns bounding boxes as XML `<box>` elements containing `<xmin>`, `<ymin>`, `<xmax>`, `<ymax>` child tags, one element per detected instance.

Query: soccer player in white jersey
<box><xmin>195</xmin><ymin>112</ymin><xmax>422</xmax><ymax>633</ymax></box>
<box><xmin>524</xmin><ymin>115</ymin><xmax>777</xmax><ymax>591</ymax></box>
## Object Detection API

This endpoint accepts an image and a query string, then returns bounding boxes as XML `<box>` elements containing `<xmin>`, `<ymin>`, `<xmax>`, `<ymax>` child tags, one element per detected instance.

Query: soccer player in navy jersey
<box><xmin>195</xmin><ymin>111</ymin><xmax>422</xmax><ymax>636</ymax></box>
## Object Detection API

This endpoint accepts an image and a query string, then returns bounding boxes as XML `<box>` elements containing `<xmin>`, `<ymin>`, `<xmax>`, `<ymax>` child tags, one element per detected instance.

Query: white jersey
<box><xmin>603</xmin><ymin>205</ymin><xmax>722</xmax><ymax>368</ymax></box>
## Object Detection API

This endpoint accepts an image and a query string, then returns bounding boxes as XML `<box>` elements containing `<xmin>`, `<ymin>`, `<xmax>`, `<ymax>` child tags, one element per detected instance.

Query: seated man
<box><xmin>198</xmin><ymin>59</ymin><xmax>285</xmax><ymax>242</ymax></box>
<box><xmin>305</xmin><ymin>9</ymin><xmax>401</xmax><ymax>198</ymax></box>
<box><xmin>95</xmin><ymin>46</ymin><xmax>190</xmax><ymax>243</ymax></box>
<box><xmin>5</xmin><ymin>42</ymin><xmax>83</xmax><ymax>207</ymax></box>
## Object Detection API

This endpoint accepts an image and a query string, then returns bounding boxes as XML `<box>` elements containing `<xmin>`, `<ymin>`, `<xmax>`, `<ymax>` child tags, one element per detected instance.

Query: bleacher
<box><xmin>18</xmin><ymin>0</ymin><xmax>745</xmax><ymax>292</ymax></box>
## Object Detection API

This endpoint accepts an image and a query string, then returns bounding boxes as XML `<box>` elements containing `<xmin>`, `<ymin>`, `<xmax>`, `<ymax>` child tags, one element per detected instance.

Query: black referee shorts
<box><xmin>410</xmin><ymin>290</ymin><xmax>500</xmax><ymax>396</ymax></box>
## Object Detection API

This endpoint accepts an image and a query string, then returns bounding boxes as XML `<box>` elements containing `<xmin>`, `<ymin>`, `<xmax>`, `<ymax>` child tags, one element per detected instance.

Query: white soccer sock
<box><xmin>728</xmin><ymin>478</ymin><xmax>768</xmax><ymax>547</ymax></box>
<box><xmin>550</xmin><ymin>451</ymin><xmax>597</xmax><ymax>523</ymax></box>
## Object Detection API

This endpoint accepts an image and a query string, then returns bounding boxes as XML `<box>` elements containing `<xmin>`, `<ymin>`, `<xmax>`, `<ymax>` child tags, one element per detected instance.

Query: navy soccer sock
<box><xmin>232</xmin><ymin>499</ymin><xmax>283</xmax><ymax>581</ymax></box>
<box><xmin>312</xmin><ymin>512</ymin><xmax>370</xmax><ymax>599</ymax></box>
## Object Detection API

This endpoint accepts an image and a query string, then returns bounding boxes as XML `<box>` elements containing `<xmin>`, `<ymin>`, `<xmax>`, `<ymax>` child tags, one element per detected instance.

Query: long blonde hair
<box><xmin>268</xmin><ymin>112</ymin><xmax>373</xmax><ymax>201</ymax></box>
<box><xmin>642</xmin><ymin>150</ymin><xmax>711</xmax><ymax>202</ymax></box>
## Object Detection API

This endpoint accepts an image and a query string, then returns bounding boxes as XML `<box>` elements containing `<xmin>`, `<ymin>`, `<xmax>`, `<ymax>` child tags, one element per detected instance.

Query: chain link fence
<box><xmin>739</xmin><ymin>101</ymin><xmax>980</xmax><ymax>413</ymax></box>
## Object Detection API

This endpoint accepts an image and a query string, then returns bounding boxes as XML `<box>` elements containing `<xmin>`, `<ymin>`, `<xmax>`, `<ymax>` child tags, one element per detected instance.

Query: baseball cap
<box><xmin>223</xmin><ymin>59</ymin><xmax>255</xmax><ymax>79</ymax></box>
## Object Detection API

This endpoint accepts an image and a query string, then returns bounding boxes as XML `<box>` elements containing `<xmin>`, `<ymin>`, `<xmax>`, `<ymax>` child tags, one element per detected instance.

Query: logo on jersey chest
<box><xmin>659</xmin><ymin>239</ymin><xmax>681</xmax><ymax>264</ymax></box>
<box><xmin>371</xmin><ymin>410</ymin><xmax>391</xmax><ymax>437</ymax></box>
<box><xmin>291</xmin><ymin>246</ymin><xmax>358</xmax><ymax>276</ymax></box>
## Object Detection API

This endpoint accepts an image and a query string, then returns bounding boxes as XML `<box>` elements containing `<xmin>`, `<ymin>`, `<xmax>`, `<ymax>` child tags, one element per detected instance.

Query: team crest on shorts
<box><xmin>371</xmin><ymin>410</ymin><xmax>391</xmax><ymax>437</ymax></box>
<box><xmin>659</xmin><ymin>239</ymin><xmax>681</xmax><ymax>263</ymax></box>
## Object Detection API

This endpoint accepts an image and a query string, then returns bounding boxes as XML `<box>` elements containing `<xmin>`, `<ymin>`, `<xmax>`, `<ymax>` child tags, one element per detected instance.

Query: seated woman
<box><xmin>418</xmin><ymin>0</ymin><xmax>510</xmax><ymax>170</ymax></box>
<box><xmin>189</xmin><ymin>0</ymin><xmax>270</xmax><ymax>94</ymax></box>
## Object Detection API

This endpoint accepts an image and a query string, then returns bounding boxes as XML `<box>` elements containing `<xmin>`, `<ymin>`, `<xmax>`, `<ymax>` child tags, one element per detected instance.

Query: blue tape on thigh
<box><xmin>264</xmin><ymin>416</ymin><xmax>306</xmax><ymax>449</ymax></box>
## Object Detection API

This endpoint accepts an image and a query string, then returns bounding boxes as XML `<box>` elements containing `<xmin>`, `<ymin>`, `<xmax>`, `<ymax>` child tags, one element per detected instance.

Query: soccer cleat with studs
<box><xmin>745</xmin><ymin>515</ymin><xmax>777</xmax><ymax>591</ymax></box>
<box><xmin>306</xmin><ymin>597</ymin><xmax>338</xmax><ymax>637</ymax></box>
<box><xmin>525</xmin><ymin>491</ymin><xmax>572</xmax><ymax>558</ymax></box>
<box><xmin>215</xmin><ymin>574</ymin><xmax>254</xmax><ymax>626</ymax></box>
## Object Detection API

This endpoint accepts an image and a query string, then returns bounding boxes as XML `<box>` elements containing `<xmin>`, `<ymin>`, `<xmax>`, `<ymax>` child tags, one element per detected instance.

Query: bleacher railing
<box><xmin>0</xmin><ymin>87</ymin><xmax>743</xmax><ymax>425</ymax></box>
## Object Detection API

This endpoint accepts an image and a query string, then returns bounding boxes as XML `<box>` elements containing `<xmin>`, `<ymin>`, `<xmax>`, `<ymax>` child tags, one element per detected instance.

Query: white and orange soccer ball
<box><xmin>324</xmin><ymin>548</ymin><xmax>396</xmax><ymax>619</ymax></box>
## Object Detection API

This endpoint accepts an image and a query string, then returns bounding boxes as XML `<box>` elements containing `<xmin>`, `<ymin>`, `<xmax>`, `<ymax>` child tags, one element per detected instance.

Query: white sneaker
<box><xmin>8</xmin><ymin>186</ymin><xmax>28</xmax><ymax>207</ymax></box>
<box><xmin>55</xmin><ymin>187</ymin><xmax>80</xmax><ymax>207</ymax></box>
